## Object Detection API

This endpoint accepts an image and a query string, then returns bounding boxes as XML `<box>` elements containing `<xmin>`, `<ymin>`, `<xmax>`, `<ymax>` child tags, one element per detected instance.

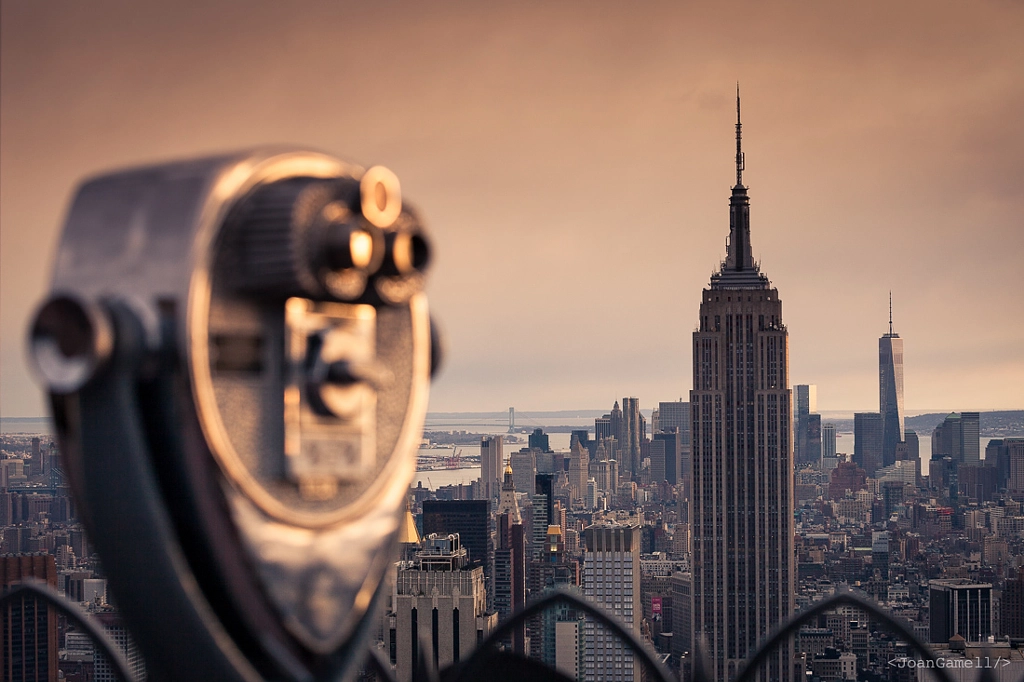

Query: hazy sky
<box><xmin>2</xmin><ymin>1</ymin><xmax>1022</xmax><ymax>419</ymax></box>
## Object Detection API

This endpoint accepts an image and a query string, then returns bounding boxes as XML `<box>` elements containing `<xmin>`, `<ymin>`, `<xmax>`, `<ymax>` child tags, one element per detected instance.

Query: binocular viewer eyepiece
<box><xmin>29</xmin><ymin>149</ymin><xmax>438</xmax><ymax>682</ymax></box>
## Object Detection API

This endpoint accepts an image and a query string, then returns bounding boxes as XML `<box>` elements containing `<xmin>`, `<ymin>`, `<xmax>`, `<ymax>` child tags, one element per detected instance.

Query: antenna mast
<box><xmin>735</xmin><ymin>83</ymin><xmax>745</xmax><ymax>187</ymax></box>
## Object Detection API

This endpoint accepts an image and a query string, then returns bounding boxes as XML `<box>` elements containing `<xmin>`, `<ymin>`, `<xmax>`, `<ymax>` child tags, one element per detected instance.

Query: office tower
<box><xmin>879</xmin><ymin>297</ymin><xmax>905</xmax><ymax>468</ymax></box>
<box><xmin>480</xmin><ymin>436</ymin><xmax>504</xmax><ymax>500</ymax></box>
<box><xmin>822</xmin><ymin>423</ymin><xmax>837</xmax><ymax>460</ymax></box>
<box><xmin>853</xmin><ymin>412</ymin><xmax>883</xmax><ymax>477</ymax></box>
<box><xmin>528</xmin><ymin>524</ymin><xmax>582</xmax><ymax>667</ymax></box>
<box><xmin>568</xmin><ymin>440</ymin><xmax>589</xmax><ymax>508</ymax></box>
<box><xmin>960</xmin><ymin>412</ymin><xmax>980</xmax><ymax>465</ymax></box>
<box><xmin>583</xmin><ymin>524</ymin><xmax>641</xmax><ymax>682</ymax></box>
<box><xmin>530</xmin><ymin>428</ymin><xmax>551</xmax><ymax>452</ymax></box>
<box><xmin>653</xmin><ymin>432</ymin><xmax>682</xmax><ymax>486</ymax></box>
<box><xmin>595</xmin><ymin>401</ymin><xmax>623</xmax><ymax>447</ymax></box>
<box><xmin>1</xmin><ymin>554</ymin><xmax>59</xmax><ymax>682</ymax></box>
<box><xmin>871</xmin><ymin>531</ymin><xmax>890</xmax><ymax>580</ymax></box>
<box><xmin>535</xmin><ymin>474</ymin><xmax>555</xmax><ymax>526</ymax></box>
<box><xmin>898</xmin><ymin>429</ymin><xmax>919</xmax><ymax>463</ymax></box>
<box><xmin>932</xmin><ymin>413</ymin><xmax>962</xmax><ymax>461</ymax></box>
<box><xmin>392</xmin><ymin>534</ymin><xmax>496</xmax><ymax>682</ymax></box>
<box><xmin>621</xmin><ymin>397</ymin><xmax>643</xmax><ymax>478</ymax></box>
<box><xmin>657</xmin><ymin>401</ymin><xmax>690</xmax><ymax>438</ymax></box>
<box><xmin>648</xmin><ymin>439</ymin><xmax>667</xmax><ymax>484</ymax></box>
<box><xmin>511</xmin><ymin>449</ymin><xmax>537</xmax><ymax>495</ymax></box>
<box><xmin>1009</xmin><ymin>440</ymin><xmax>1024</xmax><ymax>497</ymax></box>
<box><xmin>421</xmin><ymin>500</ymin><xmax>490</xmax><ymax>573</ymax></box>
<box><xmin>494</xmin><ymin>460</ymin><xmax>526</xmax><ymax>652</ymax></box>
<box><xmin>93</xmin><ymin>610</ymin><xmax>147</xmax><ymax>682</ymax></box>
<box><xmin>794</xmin><ymin>385</ymin><xmax>817</xmax><ymax>466</ymax></box>
<box><xmin>988</xmin><ymin>438</ymin><xmax>1024</xmax><ymax>492</ymax></box>
<box><xmin>932</xmin><ymin>412</ymin><xmax>980</xmax><ymax>466</ymax></box>
<box><xmin>657</xmin><ymin>401</ymin><xmax>691</xmax><ymax>490</ymax></box>
<box><xmin>689</xmin><ymin>93</ymin><xmax>794</xmax><ymax>682</ymax></box>
<box><xmin>804</xmin><ymin>414</ymin><xmax>822</xmax><ymax>468</ymax></box>
<box><xmin>1002</xmin><ymin>567</ymin><xmax>1024</xmax><ymax>639</ymax></box>
<box><xmin>928</xmin><ymin>580</ymin><xmax>992</xmax><ymax>643</ymax></box>
<box><xmin>592</xmin><ymin>459</ymin><xmax>618</xmax><ymax>498</ymax></box>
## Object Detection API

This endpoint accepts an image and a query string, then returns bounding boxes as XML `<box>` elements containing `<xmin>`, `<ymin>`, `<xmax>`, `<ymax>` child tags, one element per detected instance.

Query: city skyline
<box><xmin>2</xmin><ymin>2</ymin><xmax>1023</xmax><ymax>418</ymax></box>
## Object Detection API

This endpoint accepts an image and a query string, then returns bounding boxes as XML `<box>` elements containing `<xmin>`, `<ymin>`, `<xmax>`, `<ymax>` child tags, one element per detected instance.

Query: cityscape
<box><xmin>2</xmin><ymin>97</ymin><xmax>1023</xmax><ymax>681</ymax></box>
<box><xmin>2</xmin><ymin>4</ymin><xmax>1023</xmax><ymax>682</ymax></box>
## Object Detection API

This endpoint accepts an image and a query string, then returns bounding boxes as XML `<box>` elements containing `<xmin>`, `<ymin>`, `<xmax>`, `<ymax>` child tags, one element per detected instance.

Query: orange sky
<box><xmin>2</xmin><ymin>1</ymin><xmax>1022</xmax><ymax>417</ymax></box>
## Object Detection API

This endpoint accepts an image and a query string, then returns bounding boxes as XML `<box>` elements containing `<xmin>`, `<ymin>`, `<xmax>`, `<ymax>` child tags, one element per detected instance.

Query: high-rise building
<box><xmin>622</xmin><ymin>397</ymin><xmax>643</xmax><ymax>479</ymax></box>
<box><xmin>529</xmin><ymin>428</ymin><xmax>551</xmax><ymax>453</ymax></box>
<box><xmin>568</xmin><ymin>440</ymin><xmax>589</xmax><ymax>508</ymax></box>
<box><xmin>595</xmin><ymin>402</ymin><xmax>623</xmax><ymax>450</ymax></box>
<box><xmin>480</xmin><ymin>436</ymin><xmax>504</xmax><ymax>500</ymax></box>
<box><xmin>879</xmin><ymin>297</ymin><xmax>905</xmax><ymax>468</ymax></box>
<box><xmin>582</xmin><ymin>524</ymin><xmax>641</xmax><ymax>682</ymax></box>
<box><xmin>803</xmin><ymin>413</ymin><xmax>822</xmax><ymax>468</ymax></box>
<box><xmin>657</xmin><ymin>401</ymin><xmax>691</xmax><ymax>489</ymax></box>
<box><xmin>822</xmin><ymin>423</ymin><xmax>837</xmax><ymax>460</ymax></box>
<box><xmin>93</xmin><ymin>610</ymin><xmax>147</xmax><ymax>682</ymax></box>
<box><xmin>929</xmin><ymin>580</ymin><xmax>992</xmax><ymax>643</ymax></box>
<box><xmin>932</xmin><ymin>412</ymin><xmax>980</xmax><ymax>466</ymax></box>
<box><xmin>421</xmin><ymin>500</ymin><xmax>490</xmax><ymax>574</ymax></box>
<box><xmin>658</xmin><ymin>401</ymin><xmax>690</xmax><ymax>436</ymax></box>
<box><xmin>511</xmin><ymin>449</ymin><xmax>538</xmax><ymax>495</ymax></box>
<box><xmin>494</xmin><ymin>459</ymin><xmax>526</xmax><ymax>652</ymax></box>
<box><xmin>653</xmin><ymin>431</ymin><xmax>682</xmax><ymax>486</ymax></box>
<box><xmin>392</xmin><ymin>534</ymin><xmax>496</xmax><ymax>682</ymax></box>
<box><xmin>1</xmin><ymin>554</ymin><xmax>59</xmax><ymax>682</ymax></box>
<box><xmin>794</xmin><ymin>385</ymin><xmax>817</xmax><ymax>467</ymax></box>
<box><xmin>527</xmin><ymin>524</ymin><xmax>581</xmax><ymax>668</ymax></box>
<box><xmin>689</xmin><ymin>93</ymin><xmax>794</xmax><ymax>682</ymax></box>
<box><xmin>960</xmin><ymin>412</ymin><xmax>980</xmax><ymax>466</ymax></box>
<box><xmin>1001</xmin><ymin>567</ymin><xmax>1024</xmax><ymax>640</ymax></box>
<box><xmin>853</xmin><ymin>412</ymin><xmax>883</xmax><ymax>477</ymax></box>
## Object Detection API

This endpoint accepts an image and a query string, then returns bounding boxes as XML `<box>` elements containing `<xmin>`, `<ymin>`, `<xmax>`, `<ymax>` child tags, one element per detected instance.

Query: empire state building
<box><xmin>689</xmin><ymin>92</ymin><xmax>795</xmax><ymax>682</ymax></box>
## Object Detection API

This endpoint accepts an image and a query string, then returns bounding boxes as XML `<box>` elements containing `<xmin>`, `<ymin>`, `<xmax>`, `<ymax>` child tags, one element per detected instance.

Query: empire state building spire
<box><xmin>714</xmin><ymin>84</ymin><xmax>766</xmax><ymax>288</ymax></box>
<box><xmin>735</xmin><ymin>82</ymin><xmax>745</xmax><ymax>188</ymax></box>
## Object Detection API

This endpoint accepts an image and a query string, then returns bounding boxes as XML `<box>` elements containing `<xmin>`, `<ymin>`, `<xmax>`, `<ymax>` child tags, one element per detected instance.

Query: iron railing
<box><xmin>4</xmin><ymin>580</ymin><xmax>1023</xmax><ymax>682</ymax></box>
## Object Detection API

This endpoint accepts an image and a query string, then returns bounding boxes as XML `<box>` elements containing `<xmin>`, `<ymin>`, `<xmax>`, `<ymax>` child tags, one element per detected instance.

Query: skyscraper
<box><xmin>621</xmin><ymin>397</ymin><xmax>643</xmax><ymax>479</ymax></box>
<box><xmin>689</xmin><ymin>92</ymin><xmax>794</xmax><ymax>682</ymax></box>
<box><xmin>854</xmin><ymin>412</ymin><xmax>884</xmax><ymax>477</ymax></box>
<box><xmin>932</xmin><ymin>412</ymin><xmax>980</xmax><ymax>466</ymax></box>
<box><xmin>568</xmin><ymin>440</ymin><xmax>589</xmax><ymax>508</ymax></box>
<box><xmin>583</xmin><ymin>524</ymin><xmax>641</xmax><ymax>682</ymax></box>
<box><xmin>421</xmin><ymin>500</ymin><xmax>490</xmax><ymax>573</ymax></box>
<box><xmin>494</xmin><ymin>459</ymin><xmax>526</xmax><ymax>652</ymax></box>
<box><xmin>822</xmin><ymin>422</ymin><xmax>837</xmax><ymax>460</ymax></box>
<box><xmin>480</xmin><ymin>436</ymin><xmax>504</xmax><ymax>500</ymax></box>
<box><xmin>657</xmin><ymin>400</ymin><xmax>690</xmax><ymax>436</ymax></box>
<box><xmin>794</xmin><ymin>385</ymin><xmax>821</xmax><ymax>467</ymax></box>
<box><xmin>879</xmin><ymin>295</ymin><xmax>905</xmax><ymax>468</ymax></box>
<box><xmin>1</xmin><ymin>554</ymin><xmax>58</xmax><ymax>682</ymax></box>
<box><xmin>392</xmin><ymin>534</ymin><xmax>496</xmax><ymax>682</ymax></box>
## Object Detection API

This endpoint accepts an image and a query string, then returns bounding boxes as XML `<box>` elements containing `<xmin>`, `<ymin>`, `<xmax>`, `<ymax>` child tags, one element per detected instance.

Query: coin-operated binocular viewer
<box><xmin>29</xmin><ymin>149</ymin><xmax>437</xmax><ymax>681</ymax></box>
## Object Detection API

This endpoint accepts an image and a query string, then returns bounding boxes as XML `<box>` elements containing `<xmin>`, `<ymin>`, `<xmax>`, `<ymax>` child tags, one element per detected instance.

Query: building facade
<box><xmin>853</xmin><ymin>413</ymin><xmax>883</xmax><ymax>477</ymax></box>
<box><xmin>689</xmin><ymin>96</ymin><xmax>794</xmax><ymax>682</ymax></box>
<box><xmin>582</xmin><ymin>525</ymin><xmax>641</xmax><ymax>682</ymax></box>
<box><xmin>1</xmin><ymin>554</ymin><xmax>58</xmax><ymax>682</ymax></box>
<box><xmin>480</xmin><ymin>436</ymin><xmax>504</xmax><ymax>500</ymax></box>
<box><xmin>391</xmin><ymin>534</ymin><xmax>496</xmax><ymax>682</ymax></box>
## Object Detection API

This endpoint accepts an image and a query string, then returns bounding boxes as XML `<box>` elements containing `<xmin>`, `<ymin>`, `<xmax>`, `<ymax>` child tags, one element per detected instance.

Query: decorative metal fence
<box><xmin>8</xmin><ymin>581</ymin><xmax>1021</xmax><ymax>682</ymax></box>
